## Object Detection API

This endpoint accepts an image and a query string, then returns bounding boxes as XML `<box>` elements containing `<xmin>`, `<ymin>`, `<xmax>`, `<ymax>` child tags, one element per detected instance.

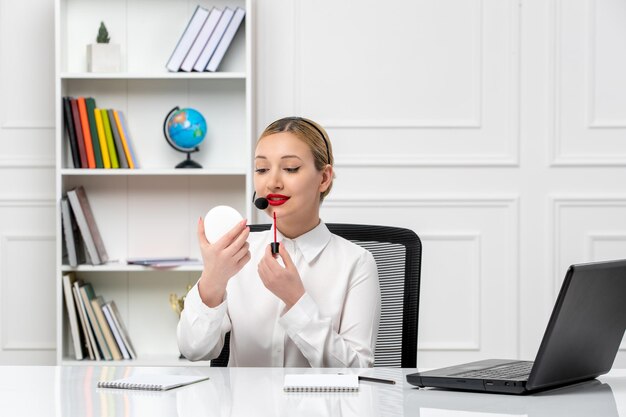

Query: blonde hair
<box><xmin>258</xmin><ymin>117</ymin><xmax>334</xmax><ymax>201</ymax></box>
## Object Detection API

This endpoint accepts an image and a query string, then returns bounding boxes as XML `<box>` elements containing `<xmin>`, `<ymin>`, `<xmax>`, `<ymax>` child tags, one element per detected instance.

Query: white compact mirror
<box><xmin>204</xmin><ymin>205</ymin><xmax>244</xmax><ymax>244</ymax></box>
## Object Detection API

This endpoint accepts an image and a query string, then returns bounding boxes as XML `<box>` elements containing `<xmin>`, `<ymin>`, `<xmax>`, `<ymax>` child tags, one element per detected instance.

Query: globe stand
<box><xmin>176</xmin><ymin>152</ymin><xmax>202</xmax><ymax>169</ymax></box>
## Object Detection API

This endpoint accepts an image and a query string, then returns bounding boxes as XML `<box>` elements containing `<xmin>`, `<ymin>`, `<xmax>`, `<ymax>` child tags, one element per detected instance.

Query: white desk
<box><xmin>0</xmin><ymin>366</ymin><xmax>624</xmax><ymax>417</ymax></box>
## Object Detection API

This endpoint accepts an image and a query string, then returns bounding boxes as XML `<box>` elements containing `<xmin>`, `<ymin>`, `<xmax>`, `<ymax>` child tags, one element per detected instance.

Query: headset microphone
<box><xmin>254</xmin><ymin>197</ymin><xmax>269</xmax><ymax>210</ymax></box>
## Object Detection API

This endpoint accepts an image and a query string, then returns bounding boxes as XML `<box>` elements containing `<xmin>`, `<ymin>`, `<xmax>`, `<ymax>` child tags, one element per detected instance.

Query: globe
<box><xmin>163</xmin><ymin>106</ymin><xmax>207</xmax><ymax>168</ymax></box>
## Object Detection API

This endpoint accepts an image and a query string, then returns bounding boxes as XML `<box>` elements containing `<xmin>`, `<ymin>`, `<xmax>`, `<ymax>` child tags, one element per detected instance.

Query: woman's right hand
<box><xmin>197</xmin><ymin>217</ymin><xmax>251</xmax><ymax>307</ymax></box>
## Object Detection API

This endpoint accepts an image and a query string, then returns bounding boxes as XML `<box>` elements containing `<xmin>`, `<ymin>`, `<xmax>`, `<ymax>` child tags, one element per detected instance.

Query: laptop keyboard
<box><xmin>452</xmin><ymin>361</ymin><xmax>534</xmax><ymax>380</ymax></box>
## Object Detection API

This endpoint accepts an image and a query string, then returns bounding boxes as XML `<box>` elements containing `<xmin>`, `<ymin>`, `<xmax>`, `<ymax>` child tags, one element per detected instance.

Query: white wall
<box><xmin>0</xmin><ymin>0</ymin><xmax>624</xmax><ymax>367</ymax></box>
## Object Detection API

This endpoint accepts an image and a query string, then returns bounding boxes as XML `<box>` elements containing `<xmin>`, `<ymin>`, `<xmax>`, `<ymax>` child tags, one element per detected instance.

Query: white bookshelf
<box><xmin>55</xmin><ymin>0</ymin><xmax>253</xmax><ymax>365</ymax></box>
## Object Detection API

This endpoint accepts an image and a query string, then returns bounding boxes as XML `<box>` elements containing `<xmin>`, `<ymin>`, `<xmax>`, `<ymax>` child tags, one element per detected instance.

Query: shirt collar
<box><xmin>271</xmin><ymin>220</ymin><xmax>332</xmax><ymax>263</ymax></box>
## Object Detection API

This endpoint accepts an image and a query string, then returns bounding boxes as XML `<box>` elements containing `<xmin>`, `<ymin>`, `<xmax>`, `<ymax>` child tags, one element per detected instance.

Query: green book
<box><xmin>85</xmin><ymin>98</ymin><xmax>103</xmax><ymax>168</ymax></box>
<box><xmin>101</xmin><ymin>109</ymin><xmax>119</xmax><ymax>168</ymax></box>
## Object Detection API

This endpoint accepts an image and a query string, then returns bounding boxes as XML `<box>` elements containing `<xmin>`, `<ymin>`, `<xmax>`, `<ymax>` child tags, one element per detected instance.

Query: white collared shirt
<box><xmin>177</xmin><ymin>221</ymin><xmax>380</xmax><ymax>367</ymax></box>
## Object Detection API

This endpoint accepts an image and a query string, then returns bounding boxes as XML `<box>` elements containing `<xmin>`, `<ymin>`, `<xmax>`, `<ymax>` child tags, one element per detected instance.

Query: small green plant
<box><xmin>96</xmin><ymin>21</ymin><xmax>110</xmax><ymax>44</ymax></box>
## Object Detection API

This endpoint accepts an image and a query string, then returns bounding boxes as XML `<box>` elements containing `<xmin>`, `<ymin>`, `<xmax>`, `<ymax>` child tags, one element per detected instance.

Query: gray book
<box><xmin>61</xmin><ymin>197</ymin><xmax>84</xmax><ymax>267</ymax></box>
<box><xmin>107</xmin><ymin>109</ymin><xmax>128</xmax><ymax>169</ymax></box>
<box><xmin>67</xmin><ymin>186</ymin><xmax>108</xmax><ymax>265</ymax></box>
<box><xmin>102</xmin><ymin>302</ymin><xmax>131</xmax><ymax>360</ymax></box>
<box><xmin>193</xmin><ymin>7</ymin><xmax>234</xmax><ymax>71</ymax></box>
<box><xmin>206</xmin><ymin>7</ymin><xmax>245</xmax><ymax>72</ymax></box>
<box><xmin>106</xmin><ymin>300</ymin><xmax>137</xmax><ymax>359</ymax></box>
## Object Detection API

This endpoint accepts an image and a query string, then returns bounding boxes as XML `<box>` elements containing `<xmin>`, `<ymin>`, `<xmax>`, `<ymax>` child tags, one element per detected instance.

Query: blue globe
<box><xmin>165</xmin><ymin>108</ymin><xmax>207</xmax><ymax>150</ymax></box>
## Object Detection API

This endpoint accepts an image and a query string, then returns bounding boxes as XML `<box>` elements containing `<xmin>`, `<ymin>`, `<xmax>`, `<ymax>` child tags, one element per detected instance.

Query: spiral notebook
<box><xmin>98</xmin><ymin>374</ymin><xmax>209</xmax><ymax>391</ymax></box>
<box><xmin>283</xmin><ymin>374</ymin><xmax>359</xmax><ymax>392</ymax></box>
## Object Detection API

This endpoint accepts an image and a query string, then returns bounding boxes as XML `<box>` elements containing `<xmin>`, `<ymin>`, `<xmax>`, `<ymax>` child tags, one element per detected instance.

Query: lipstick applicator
<box><xmin>271</xmin><ymin>212</ymin><xmax>280</xmax><ymax>255</ymax></box>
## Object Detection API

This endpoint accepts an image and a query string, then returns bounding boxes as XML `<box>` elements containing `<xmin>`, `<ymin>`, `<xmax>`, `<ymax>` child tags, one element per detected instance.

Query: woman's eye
<box><xmin>255</xmin><ymin>168</ymin><xmax>268</xmax><ymax>174</ymax></box>
<box><xmin>284</xmin><ymin>167</ymin><xmax>300</xmax><ymax>173</ymax></box>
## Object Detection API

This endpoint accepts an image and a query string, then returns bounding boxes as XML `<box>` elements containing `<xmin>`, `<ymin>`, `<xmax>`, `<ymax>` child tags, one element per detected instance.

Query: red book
<box><xmin>77</xmin><ymin>97</ymin><xmax>96</xmax><ymax>168</ymax></box>
<box><xmin>70</xmin><ymin>99</ymin><xmax>87</xmax><ymax>168</ymax></box>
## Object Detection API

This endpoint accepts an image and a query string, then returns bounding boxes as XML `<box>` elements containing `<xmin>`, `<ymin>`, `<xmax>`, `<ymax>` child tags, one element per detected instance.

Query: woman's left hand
<box><xmin>257</xmin><ymin>243</ymin><xmax>305</xmax><ymax>310</ymax></box>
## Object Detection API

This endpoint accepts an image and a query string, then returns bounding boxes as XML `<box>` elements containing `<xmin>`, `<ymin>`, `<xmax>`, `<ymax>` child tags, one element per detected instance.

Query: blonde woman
<box><xmin>177</xmin><ymin>117</ymin><xmax>380</xmax><ymax>367</ymax></box>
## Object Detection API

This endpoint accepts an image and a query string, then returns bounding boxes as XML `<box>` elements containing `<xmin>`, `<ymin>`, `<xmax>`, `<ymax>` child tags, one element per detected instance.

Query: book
<box><xmin>116</xmin><ymin>111</ymin><xmax>139</xmax><ymax>168</ymax></box>
<box><xmin>166</xmin><ymin>5</ymin><xmax>211</xmax><ymax>72</ymax></box>
<box><xmin>70</xmin><ymin>98</ymin><xmax>88</xmax><ymax>168</ymax></box>
<box><xmin>85</xmin><ymin>98</ymin><xmax>103</xmax><ymax>168</ymax></box>
<box><xmin>61</xmin><ymin>197</ymin><xmax>84</xmax><ymax>267</ymax></box>
<box><xmin>101</xmin><ymin>302</ymin><xmax>131</xmax><ymax>360</ymax></box>
<box><xmin>79</xmin><ymin>283</ymin><xmax>113</xmax><ymax>360</ymax></box>
<box><xmin>105</xmin><ymin>300</ymin><xmax>136</xmax><ymax>359</ymax></box>
<box><xmin>206</xmin><ymin>7</ymin><xmax>245</xmax><ymax>72</ymax></box>
<box><xmin>101</xmin><ymin>109</ymin><xmax>119</xmax><ymax>168</ymax></box>
<box><xmin>67</xmin><ymin>186</ymin><xmax>108</xmax><ymax>265</ymax></box>
<box><xmin>283</xmin><ymin>374</ymin><xmax>359</xmax><ymax>392</ymax></box>
<box><xmin>98</xmin><ymin>374</ymin><xmax>209</xmax><ymax>391</ymax></box>
<box><xmin>112</xmin><ymin>110</ymin><xmax>134</xmax><ymax>169</ymax></box>
<box><xmin>62</xmin><ymin>273</ymin><xmax>84</xmax><ymax>360</ymax></box>
<box><xmin>93</xmin><ymin>108</ymin><xmax>111</xmax><ymax>168</ymax></box>
<box><xmin>193</xmin><ymin>7</ymin><xmax>234</xmax><ymax>72</ymax></box>
<box><xmin>126</xmin><ymin>257</ymin><xmax>200</xmax><ymax>267</ymax></box>
<box><xmin>91</xmin><ymin>296</ymin><xmax>123</xmax><ymax>360</ymax></box>
<box><xmin>77</xmin><ymin>97</ymin><xmax>96</xmax><ymax>168</ymax></box>
<box><xmin>62</xmin><ymin>97</ymin><xmax>80</xmax><ymax>168</ymax></box>
<box><xmin>73</xmin><ymin>280</ymin><xmax>99</xmax><ymax>360</ymax></box>
<box><xmin>107</xmin><ymin>109</ymin><xmax>128</xmax><ymax>168</ymax></box>
<box><xmin>180</xmin><ymin>7</ymin><xmax>222</xmax><ymax>72</ymax></box>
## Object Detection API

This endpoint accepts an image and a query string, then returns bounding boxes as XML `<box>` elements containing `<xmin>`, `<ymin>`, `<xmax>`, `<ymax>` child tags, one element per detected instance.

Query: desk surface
<box><xmin>0</xmin><ymin>366</ymin><xmax>624</xmax><ymax>417</ymax></box>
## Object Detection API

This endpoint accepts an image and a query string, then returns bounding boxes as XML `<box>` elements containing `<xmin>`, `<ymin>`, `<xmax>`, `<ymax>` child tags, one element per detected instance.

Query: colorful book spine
<box><xmin>113</xmin><ymin>110</ymin><xmax>134</xmax><ymax>169</ymax></box>
<box><xmin>107</xmin><ymin>109</ymin><xmax>128</xmax><ymax>169</ymax></box>
<box><xmin>85</xmin><ymin>98</ymin><xmax>103</xmax><ymax>168</ymax></box>
<box><xmin>93</xmin><ymin>109</ymin><xmax>111</xmax><ymax>168</ymax></box>
<box><xmin>101</xmin><ymin>109</ymin><xmax>119</xmax><ymax>168</ymax></box>
<box><xmin>77</xmin><ymin>97</ymin><xmax>96</xmax><ymax>168</ymax></box>
<box><xmin>117</xmin><ymin>111</ymin><xmax>139</xmax><ymax>169</ymax></box>
<box><xmin>62</xmin><ymin>97</ymin><xmax>80</xmax><ymax>168</ymax></box>
<box><xmin>70</xmin><ymin>99</ymin><xmax>87</xmax><ymax>168</ymax></box>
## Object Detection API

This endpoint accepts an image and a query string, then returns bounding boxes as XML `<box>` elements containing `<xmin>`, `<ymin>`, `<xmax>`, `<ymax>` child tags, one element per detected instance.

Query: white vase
<box><xmin>87</xmin><ymin>43</ymin><xmax>121</xmax><ymax>72</ymax></box>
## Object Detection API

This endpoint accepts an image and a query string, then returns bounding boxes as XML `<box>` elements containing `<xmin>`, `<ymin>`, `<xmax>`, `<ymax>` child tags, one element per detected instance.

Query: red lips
<box><xmin>266</xmin><ymin>193</ymin><xmax>290</xmax><ymax>206</ymax></box>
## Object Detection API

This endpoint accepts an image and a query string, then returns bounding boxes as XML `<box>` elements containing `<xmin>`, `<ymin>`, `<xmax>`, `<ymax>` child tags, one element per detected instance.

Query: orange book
<box><xmin>77</xmin><ymin>97</ymin><xmax>96</xmax><ymax>168</ymax></box>
<box><xmin>113</xmin><ymin>111</ymin><xmax>134</xmax><ymax>169</ymax></box>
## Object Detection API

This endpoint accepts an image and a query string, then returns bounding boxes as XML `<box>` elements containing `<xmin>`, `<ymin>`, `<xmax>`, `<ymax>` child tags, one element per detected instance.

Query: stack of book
<box><xmin>62</xmin><ymin>96</ymin><xmax>138</xmax><ymax>169</ymax></box>
<box><xmin>62</xmin><ymin>273</ymin><xmax>136</xmax><ymax>361</ymax></box>
<box><xmin>61</xmin><ymin>185</ymin><xmax>108</xmax><ymax>266</ymax></box>
<box><xmin>166</xmin><ymin>5</ymin><xmax>246</xmax><ymax>72</ymax></box>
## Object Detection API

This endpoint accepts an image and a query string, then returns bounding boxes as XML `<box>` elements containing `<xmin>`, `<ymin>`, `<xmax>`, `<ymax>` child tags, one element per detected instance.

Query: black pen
<box><xmin>358</xmin><ymin>376</ymin><xmax>396</xmax><ymax>385</ymax></box>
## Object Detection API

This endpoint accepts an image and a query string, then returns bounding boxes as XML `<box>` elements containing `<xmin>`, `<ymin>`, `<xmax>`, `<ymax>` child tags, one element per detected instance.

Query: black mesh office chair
<box><xmin>210</xmin><ymin>223</ymin><xmax>421</xmax><ymax>368</ymax></box>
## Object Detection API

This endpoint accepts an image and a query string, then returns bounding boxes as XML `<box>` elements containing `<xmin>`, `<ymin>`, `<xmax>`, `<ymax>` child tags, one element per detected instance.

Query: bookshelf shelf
<box><xmin>55</xmin><ymin>0</ymin><xmax>253</xmax><ymax>365</ymax></box>
<box><xmin>60</xmin><ymin>168</ymin><xmax>247</xmax><ymax>176</ymax></box>
<box><xmin>60</xmin><ymin>72</ymin><xmax>247</xmax><ymax>80</ymax></box>
<box><xmin>61</xmin><ymin>356</ymin><xmax>210</xmax><ymax>367</ymax></box>
<box><xmin>62</xmin><ymin>264</ymin><xmax>203</xmax><ymax>273</ymax></box>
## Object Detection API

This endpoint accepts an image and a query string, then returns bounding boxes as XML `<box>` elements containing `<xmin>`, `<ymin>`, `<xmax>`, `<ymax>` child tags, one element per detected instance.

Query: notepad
<box><xmin>98</xmin><ymin>374</ymin><xmax>209</xmax><ymax>391</ymax></box>
<box><xmin>283</xmin><ymin>374</ymin><xmax>359</xmax><ymax>392</ymax></box>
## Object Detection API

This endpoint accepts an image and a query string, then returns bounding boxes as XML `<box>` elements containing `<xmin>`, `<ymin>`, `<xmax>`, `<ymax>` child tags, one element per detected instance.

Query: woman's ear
<box><xmin>318</xmin><ymin>164</ymin><xmax>333</xmax><ymax>193</ymax></box>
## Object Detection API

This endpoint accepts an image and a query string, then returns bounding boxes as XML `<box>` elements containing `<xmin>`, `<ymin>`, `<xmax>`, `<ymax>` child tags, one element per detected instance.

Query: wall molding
<box><xmin>418</xmin><ymin>232</ymin><xmax>482</xmax><ymax>351</ymax></box>
<box><xmin>550</xmin><ymin>0</ymin><xmax>626</xmax><ymax>166</ymax></box>
<box><xmin>324</xmin><ymin>194</ymin><xmax>520</xmax><ymax>355</ymax></box>
<box><xmin>550</xmin><ymin>195</ymin><xmax>626</xmax><ymax>296</ymax></box>
<box><xmin>291</xmin><ymin>0</ymin><xmax>520</xmax><ymax>167</ymax></box>
<box><xmin>1</xmin><ymin>233</ymin><xmax>55</xmax><ymax>351</ymax></box>
<box><xmin>0</xmin><ymin>157</ymin><xmax>55</xmax><ymax>169</ymax></box>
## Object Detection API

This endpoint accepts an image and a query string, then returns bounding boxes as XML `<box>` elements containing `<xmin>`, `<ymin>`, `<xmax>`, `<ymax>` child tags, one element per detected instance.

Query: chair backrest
<box><xmin>210</xmin><ymin>223</ymin><xmax>421</xmax><ymax>368</ymax></box>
